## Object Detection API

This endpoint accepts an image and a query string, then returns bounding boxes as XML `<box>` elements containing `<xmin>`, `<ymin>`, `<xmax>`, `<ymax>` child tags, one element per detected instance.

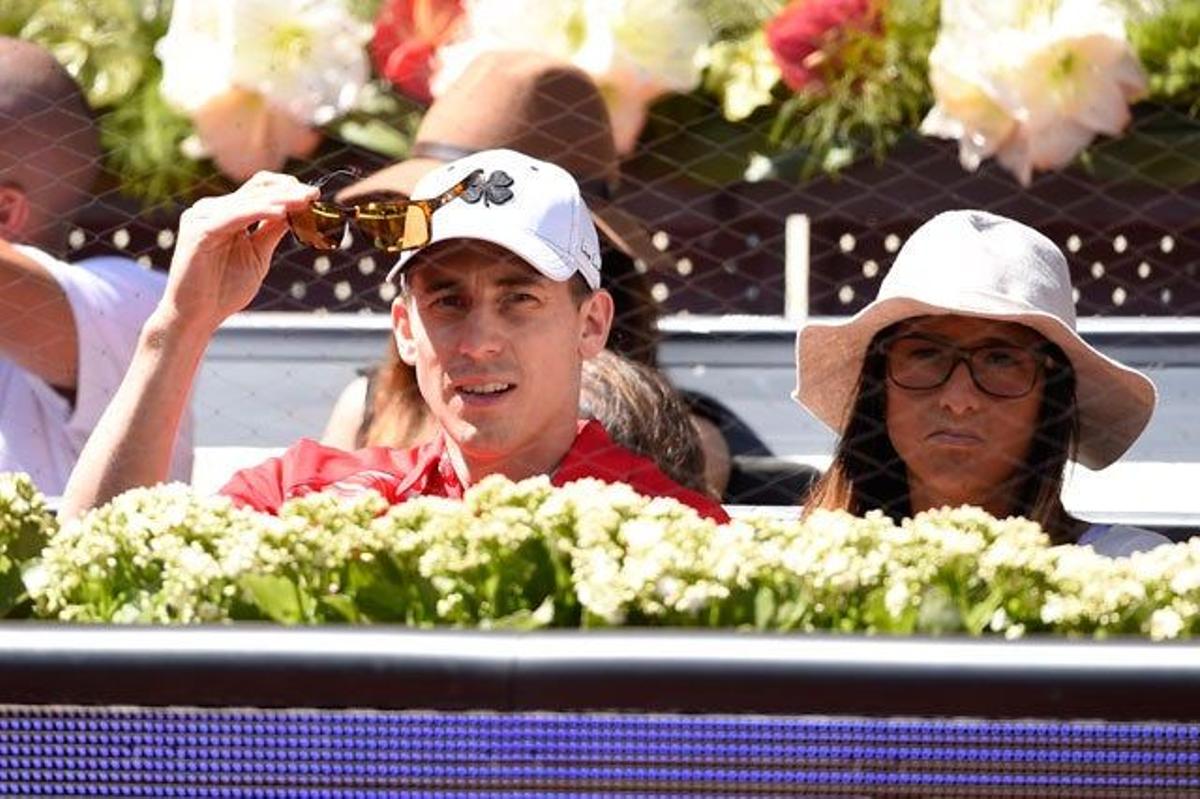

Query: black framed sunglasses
<box><xmin>885</xmin><ymin>334</ymin><xmax>1052</xmax><ymax>399</ymax></box>
<box><xmin>287</xmin><ymin>169</ymin><xmax>482</xmax><ymax>252</ymax></box>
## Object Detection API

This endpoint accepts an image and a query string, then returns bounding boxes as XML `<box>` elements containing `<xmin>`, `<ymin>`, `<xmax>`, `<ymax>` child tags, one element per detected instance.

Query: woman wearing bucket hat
<box><xmin>320</xmin><ymin>50</ymin><xmax>736</xmax><ymax>496</ymax></box>
<box><xmin>795</xmin><ymin>210</ymin><xmax>1168</xmax><ymax>557</ymax></box>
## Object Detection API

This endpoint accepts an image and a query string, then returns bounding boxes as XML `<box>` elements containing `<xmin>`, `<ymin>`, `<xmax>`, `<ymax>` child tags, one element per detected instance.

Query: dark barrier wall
<box><xmin>2</xmin><ymin>627</ymin><xmax>1200</xmax><ymax>796</ymax></box>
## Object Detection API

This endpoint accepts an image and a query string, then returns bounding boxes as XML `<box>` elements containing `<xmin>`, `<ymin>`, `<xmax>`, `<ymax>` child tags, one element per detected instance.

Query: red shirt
<box><xmin>219</xmin><ymin>420</ymin><xmax>729</xmax><ymax>522</ymax></box>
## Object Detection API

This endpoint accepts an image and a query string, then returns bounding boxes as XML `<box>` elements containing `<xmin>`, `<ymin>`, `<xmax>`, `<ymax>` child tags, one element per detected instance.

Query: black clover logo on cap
<box><xmin>462</xmin><ymin>170</ymin><xmax>514</xmax><ymax>206</ymax></box>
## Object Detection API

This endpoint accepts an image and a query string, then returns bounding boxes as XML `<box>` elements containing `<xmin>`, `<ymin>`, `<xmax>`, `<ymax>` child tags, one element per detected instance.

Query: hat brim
<box><xmin>386</xmin><ymin>222</ymin><xmax>588</xmax><ymax>287</ymax></box>
<box><xmin>588</xmin><ymin>194</ymin><xmax>673</xmax><ymax>273</ymax></box>
<box><xmin>340</xmin><ymin>157</ymin><xmax>672</xmax><ymax>274</ymax></box>
<box><xmin>795</xmin><ymin>298</ymin><xmax>1157</xmax><ymax>470</ymax></box>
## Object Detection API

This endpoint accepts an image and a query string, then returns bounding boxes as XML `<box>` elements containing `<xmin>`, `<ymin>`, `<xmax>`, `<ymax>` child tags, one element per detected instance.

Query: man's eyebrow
<box><xmin>412</xmin><ymin>272</ymin><xmax>462</xmax><ymax>293</ymax></box>
<box><xmin>410</xmin><ymin>264</ymin><xmax>550</xmax><ymax>293</ymax></box>
<box><xmin>494</xmin><ymin>273</ymin><xmax>548</xmax><ymax>289</ymax></box>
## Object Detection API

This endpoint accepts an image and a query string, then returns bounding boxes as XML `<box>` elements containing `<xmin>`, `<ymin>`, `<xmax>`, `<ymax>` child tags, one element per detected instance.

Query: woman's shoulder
<box><xmin>1077</xmin><ymin>523</ymin><xmax>1173</xmax><ymax>557</ymax></box>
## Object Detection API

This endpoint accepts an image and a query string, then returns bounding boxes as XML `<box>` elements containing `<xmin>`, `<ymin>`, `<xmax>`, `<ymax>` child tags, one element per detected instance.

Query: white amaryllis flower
<box><xmin>921</xmin><ymin>0</ymin><xmax>1147</xmax><ymax>186</ymax></box>
<box><xmin>156</xmin><ymin>0</ymin><xmax>231</xmax><ymax>112</ymax></box>
<box><xmin>432</xmin><ymin>0</ymin><xmax>709</xmax><ymax>153</ymax></box>
<box><xmin>158</xmin><ymin>0</ymin><xmax>371</xmax><ymax>123</ymax></box>
<box><xmin>156</xmin><ymin>0</ymin><xmax>370</xmax><ymax>177</ymax></box>
<box><xmin>229</xmin><ymin>0</ymin><xmax>372</xmax><ymax>125</ymax></box>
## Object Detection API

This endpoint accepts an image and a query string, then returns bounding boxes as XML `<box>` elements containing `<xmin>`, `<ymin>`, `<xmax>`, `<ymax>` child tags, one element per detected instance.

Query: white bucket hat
<box><xmin>386</xmin><ymin>148</ymin><xmax>602</xmax><ymax>289</ymax></box>
<box><xmin>794</xmin><ymin>209</ymin><xmax>1157</xmax><ymax>470</ymax></box>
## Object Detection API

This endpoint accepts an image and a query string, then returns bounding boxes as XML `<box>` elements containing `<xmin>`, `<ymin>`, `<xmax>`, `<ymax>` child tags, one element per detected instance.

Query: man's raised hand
<box><xmin>159</xmin><ymin>172</ymin><xmax>318</xmax><ymax>333</ymax></box>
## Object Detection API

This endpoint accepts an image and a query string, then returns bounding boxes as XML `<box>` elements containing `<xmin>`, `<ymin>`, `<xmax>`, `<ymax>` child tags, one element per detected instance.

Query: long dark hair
<box><xmin>803</xmin><ymin>323</ymin><xmax>1082</xmax><ymax>543</ymax></box>
<box><xmin>580</xmin><ymin>350</ymin><xmax>708</xmax><ymax>494</ymax></box>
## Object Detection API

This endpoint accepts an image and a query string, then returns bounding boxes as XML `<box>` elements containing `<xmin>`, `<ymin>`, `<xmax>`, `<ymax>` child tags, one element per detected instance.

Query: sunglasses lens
<box><xmin>403</xmin><ymin>204</ymin><xmax>430</xmax><ymax>248</ymax></box>
<box><xmin>355</xmin><ymin>204</ymin><xmax>431</xmax><ymax>252</ymax></box>
<box><xmin>288</xmin><ymin>203</ymin><xmax>345</xmax><ymax>250</ymax></box>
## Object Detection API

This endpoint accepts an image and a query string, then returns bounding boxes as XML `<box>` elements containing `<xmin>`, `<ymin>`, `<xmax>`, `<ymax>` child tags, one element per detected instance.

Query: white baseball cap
<box><xmin>386</xmin><ymin>148</ymin><xmax>603</xmax><ymax>289</ymax></box>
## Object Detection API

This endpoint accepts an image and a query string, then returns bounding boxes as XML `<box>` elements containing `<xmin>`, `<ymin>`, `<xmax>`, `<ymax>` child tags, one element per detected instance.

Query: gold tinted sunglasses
<box><xmin>287</xmin><ymin>169</ymin><xmax>482</xmax><ymax>252</ymax></box>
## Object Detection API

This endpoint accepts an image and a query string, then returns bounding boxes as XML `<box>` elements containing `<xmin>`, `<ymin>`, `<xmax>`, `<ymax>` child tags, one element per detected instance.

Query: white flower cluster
<box><xmin>7</xmin><ymin>474</ymin><xmax>1200</xmax><ymax>640</ymax></box>
<box><xmin>0</xmin><ymin>472</ymin><xmax>53</xmax><ymax>581</ymax></box>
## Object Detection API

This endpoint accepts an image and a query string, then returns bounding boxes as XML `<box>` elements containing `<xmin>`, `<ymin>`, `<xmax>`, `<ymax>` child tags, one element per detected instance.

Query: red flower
<box><xmin>765</xmin><ymin>0</ymin><xmax>880</xmax><ymax>93</ymax></box>
<box><xmin>371</xmin><ymin>0</ymin><xmax>465</xmax><ymax>103</ymax></box>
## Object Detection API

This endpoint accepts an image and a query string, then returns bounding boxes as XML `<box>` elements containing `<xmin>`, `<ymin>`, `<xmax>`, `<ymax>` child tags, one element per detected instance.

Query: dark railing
<box><xmin>3</xmin><ymin>626</ymin><xmax>1200</xmax><ymax>717</ymax></box>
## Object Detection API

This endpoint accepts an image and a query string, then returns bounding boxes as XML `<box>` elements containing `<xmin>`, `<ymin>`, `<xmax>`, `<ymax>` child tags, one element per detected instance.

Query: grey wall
<box><xmin>198</xmin><ymin>313</ymin><xmax>1200</xmax><ymax>462</ymax></box>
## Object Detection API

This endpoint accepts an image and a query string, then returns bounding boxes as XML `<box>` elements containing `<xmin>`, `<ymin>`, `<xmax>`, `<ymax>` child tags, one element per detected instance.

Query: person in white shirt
<box><xmin>0</xmin><ymin>37</ymin><xmax>191</xmax><ymax>495</ymax></box>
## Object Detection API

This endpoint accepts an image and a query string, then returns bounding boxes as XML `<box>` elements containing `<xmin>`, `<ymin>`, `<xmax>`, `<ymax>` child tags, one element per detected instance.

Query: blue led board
<box><xmin>2</xmin><ymin>707</ymin><xmax>1198</xmax><ymax>797</ymax></box>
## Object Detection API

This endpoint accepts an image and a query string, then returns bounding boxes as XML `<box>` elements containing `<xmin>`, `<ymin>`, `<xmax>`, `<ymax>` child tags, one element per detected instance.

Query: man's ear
<box><xmin>578</xmin><ymin>288</ymin><xmax>614</xmax><ymax>359</ymax></box>
<box><xmin>391</xmin><ymin>296</ymin><xmax>419</xmax><ymax>366</ymax></box>
<box><xmin>0</xmin><ymin>186</ymin><xmax>30</xmax><ymax>241</ymax></box>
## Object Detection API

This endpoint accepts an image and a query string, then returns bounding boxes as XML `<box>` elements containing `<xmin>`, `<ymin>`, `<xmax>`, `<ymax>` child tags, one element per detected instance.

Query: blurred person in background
<box><xmin>796</xmin><ymin>210</ymin><xmax>1167</xmax><ymax>557</ymax></box>
<box><xmin>580</xmin><ymin>349</ymin><xmax>710</xmax><ymax>497</ymax></box>
<box><xmin>0</xmin><ymin>36</ymin><xmax>191</xmax><ymax>495</ymax></box>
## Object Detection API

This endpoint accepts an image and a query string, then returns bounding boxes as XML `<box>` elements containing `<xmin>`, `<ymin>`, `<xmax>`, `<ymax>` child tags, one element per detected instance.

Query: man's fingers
<box><xmin>250</xmin><ymin>217</ymin><xmax>290</xmax><ymax>262</ymax></box>
<box><xmin>184</xmin><ymin>195</ymin><xmax>309</xmax><ymax>242</ymax></box>
<box><xmin>241</xmin><ymin>170</ymin><xmax>311</xmax><ymax>193</ymax></box>
<box><xmin>239</xmin><ymin>178</ymin><xmax>317</xmax><ymax>206</ymax></box>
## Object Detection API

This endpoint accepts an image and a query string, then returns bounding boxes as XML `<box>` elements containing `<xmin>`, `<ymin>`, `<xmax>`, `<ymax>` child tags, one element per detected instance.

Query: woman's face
<box><xmin>884</xmin><ymin>315</ymin><xmax>1048</xmax><ymax>516</ymax></box>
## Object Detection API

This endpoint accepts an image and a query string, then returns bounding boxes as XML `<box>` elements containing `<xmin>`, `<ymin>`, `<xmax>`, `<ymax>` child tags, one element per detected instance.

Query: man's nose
<box><xmin>455</xmin><ymin>306</ymin><xmax>504</xmax><ymax>359</ymax></box>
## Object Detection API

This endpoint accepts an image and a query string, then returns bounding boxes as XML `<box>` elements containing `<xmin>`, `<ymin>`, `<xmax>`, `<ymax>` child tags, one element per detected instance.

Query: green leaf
<box><xmin>0</xmin><ymin>565</ymin><xmax>25</xmax><ymax>618</ymax></box>
<box><xmin>7</xmin><ymin>517</ymin><xmax>47</xmax><ymax>564</ymax></box>
<box><xmin>768</xmin><ymin>0</ymin><xmax>940</xmax><ymax>180</ymax></box>
<box><xmin>962</xmin><ymin>586</ymin><xmax>1006</xmax><ymax>636</ymax></box>
<box><xmin>753</xmin><ymin>585</ymin><xmax>776</xmax><ymax>630</ymax></box>
<box><xmin>1130</xmin><ymin>1</ymin><xmax>1200</xmax><ymax>115</ymax></box>
<box><xmin>346</xmin><ymin>557</ymin><xmax>418</xmax><ymax>622</ymax></box>
<box><xmin>333</xmin><ymin>119</ymin><xmax>412</xmax><ymax>159</ymax></box>
<box><xmin>238</xmin><ymin>574</ymin><xmax>305</xmax><ymax>625</ymax></box>
<box><xmin>0</xmin><ymin>0</ymin><xmax>39</xmax><ymax>36</ymax></box>
<box><xmin>486</xmin><ymin>598</ymin><xmax>557</xmax><ymax>631</ymax></box>
<box><xmin>318</xmin><ymin>593</ymin><xmax>360</xmax><ymax>623</ymax></box>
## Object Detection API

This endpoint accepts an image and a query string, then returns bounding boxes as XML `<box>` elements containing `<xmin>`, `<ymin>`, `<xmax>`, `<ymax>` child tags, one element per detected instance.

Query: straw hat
<box><xmin>339</xmin><ymin>50</ymin><xmax>668</xmax><ymax>271</ymax></box>
<box><xmin>795</xmin><ymin>210</ymin><xmax>1157</xmax><ymax>470</ymax></box>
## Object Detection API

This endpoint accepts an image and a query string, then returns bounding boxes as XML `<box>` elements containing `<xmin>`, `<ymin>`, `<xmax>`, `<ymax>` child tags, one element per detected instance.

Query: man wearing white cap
<box><xmin>60</xmin><ymin>149</ymin><xmax>727</xmax><ymax>522</ymax></box>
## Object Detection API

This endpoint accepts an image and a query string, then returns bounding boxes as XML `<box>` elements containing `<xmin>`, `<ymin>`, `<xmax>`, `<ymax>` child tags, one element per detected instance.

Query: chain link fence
<box><xmin>66</xmin><ymin>104</ymin><xmax>1200</xmax><ymax>319</ymax></box>
<box><xmin>6</xmin><ymin>6</ymin><xmax>1200</xmax><ymax>520</ymax></box>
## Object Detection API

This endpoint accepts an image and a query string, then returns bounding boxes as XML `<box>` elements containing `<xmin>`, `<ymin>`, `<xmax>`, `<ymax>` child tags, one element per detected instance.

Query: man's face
<box><xmin>392</xmin><ymin>241</ymin><xmax>612</xmax><ymax>470</ymax></box>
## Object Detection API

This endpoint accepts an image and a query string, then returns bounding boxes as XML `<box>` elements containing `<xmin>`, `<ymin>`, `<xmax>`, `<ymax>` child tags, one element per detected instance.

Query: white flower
<box><xmin>922</xmin><ymin>0</ymin><xmax>1147</xmax><ymax>185</ymax></box>
<box><xmin>15</xmin><ymin>472</ymin><xmax>1200</xmax><ymax>640</ymax></box>
<box><xmin>432</xmin><ymin>0</ymin><xmax>709</xmax><ymax>153</ymax></box>
<box><xmin>156</xmin><ymin>0</ymin><xmax>231</xmax><ymax>113</ymax></box>
<box><xmin>158</xmin><ymin>0</ymin><xmax>370</xmax><ymax>123</ymax></box>
<box><xmin>884</xmin><ymin>581</ymin><xmax>912</xmax><ymax>619</ymax></box>
<box><xmin>156</xmin><ymin>0</ymin><xmax>369</xmax><ymax>178</ymax></box>
<box><xmin>988</xmin><ymin>607</ymin><xmax>1009</xmax><ymax>632</ymax></box>
<box><xmin>696</xmin><ymin>31</ymin><xmax>781</xmax><ymax>123</ymax></box>
<box><xmin>229</xmin><ymin>0</ymin><xmax>371</xmax><ymax>125</ymax></box>
<box><xmin>1149</xmin><ymin>607</ymin><xmax>1185</xmax><ymax>641</ymax></box>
